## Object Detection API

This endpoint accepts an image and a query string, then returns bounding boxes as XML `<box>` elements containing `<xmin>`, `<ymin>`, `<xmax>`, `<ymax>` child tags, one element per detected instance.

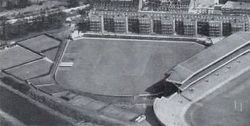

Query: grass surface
<box><xmin>56</xmin><ymin>38</ymin><xmax>204</xmax><ymax>96</ymax></box>
<box><xmin>0</xmin><ymin>45</ymin><xmax>41</xmax><ymax>70</ymax></box>
<box><xmin>18</xmin><ymin>35</ymin><xmax>60</xmax><ymax>53</ymax></box>
<box><xmin>5</xmin><ymin>58</ymin><xmax>53</xmax><ymax>80</ymax></box>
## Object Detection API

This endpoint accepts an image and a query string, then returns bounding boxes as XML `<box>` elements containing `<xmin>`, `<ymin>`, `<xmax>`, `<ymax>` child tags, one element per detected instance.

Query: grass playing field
<box><xmin>56</xmin><ymin>38</ymin><xmax>205</xmax><ymax>96</ymax></box>
<box><xmin>5</xmin><ymin>58</ymin><xmax>53</xmax><ymax>80</ymax></box>
<box><xmin>0</xmin><ymin>45</ymin><xmax>41</xmax><ymax>70</ymax></box>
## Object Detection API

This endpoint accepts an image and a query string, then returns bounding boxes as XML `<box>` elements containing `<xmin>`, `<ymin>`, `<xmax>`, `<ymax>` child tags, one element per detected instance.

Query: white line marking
<box><xmin>240</xmin><ymin>102</ymin><xmax>243</xmax><ymax>112</ymax></box>
<box><xmin>234</xmin><ymin>100</ymin><xmax>237</xmax><ymax>111</ymax></box>
<box><xmin>74</xmin><ymin>36</ymin><xmax>200</xmax><ymax>44</ymax></box>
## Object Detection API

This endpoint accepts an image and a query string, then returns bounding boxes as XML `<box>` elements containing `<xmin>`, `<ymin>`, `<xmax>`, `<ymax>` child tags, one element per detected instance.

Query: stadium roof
<box><xmin>166</xmin><ymin>32</ymin><xmax>250</xmax><ymax>86</ymax></box>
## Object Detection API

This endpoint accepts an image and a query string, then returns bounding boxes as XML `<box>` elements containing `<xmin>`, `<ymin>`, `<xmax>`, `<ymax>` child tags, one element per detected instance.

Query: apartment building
<box><xmin>89</xmin><ymin>16</ymin><xmax>102</xmax><ymax>32</ymax></box>
<box><xmin>209</xmin><ymin>21</ymin><xmax>222</xmax><ymax>37</ymax></box>
<box><xmin>114</xmin><ymin>16</ymin><xmax>127</xmax><ymax>33</ymax></box>
<box><xmin>138</xmin><ymin>17</ymin><xmax>152</xmax><ymax>34</ymax></box>
<box><xmin>161</xmin><ymin>18</ymin><xmax>174</xmax><ymax>35</ymax></box>
<box><xmin>183</xmin><ymin>19</ymin><xmax>196</xmax><ymax>36</ymax></box>
<box><xmin>153</xmin><ymin>18</ymin><xmax>162</xmax><ymax>34</ymax></box>
<box><xmin>128</xmin><ymin>17</ymin><xmax>140</xmax><ymax>33</ymax></box>
<box><xmin>89</xmin><ymin>10</ymin><xmax>249</xmax><ymax>37</ymax></box>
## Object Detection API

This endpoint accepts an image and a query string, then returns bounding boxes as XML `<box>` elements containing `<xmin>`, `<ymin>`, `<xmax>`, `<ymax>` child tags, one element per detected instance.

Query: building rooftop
<box><xmin>195</xmin><ymin>0</ymin><xmax>217</xmax><ymax>9</ymax></box>
<box><xmin>166</xmin><ymin>32</ymin><xmax>250</xmax><ymax>87</ymax></box>
<box><xmin>222</xmin><ymin>1</ymin><xmax>250</xmax><ymax>10</ymax></box>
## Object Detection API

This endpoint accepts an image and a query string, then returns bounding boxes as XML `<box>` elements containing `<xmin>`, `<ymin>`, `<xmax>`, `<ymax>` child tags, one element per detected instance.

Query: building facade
<box><xmin>89</xmin><ymin>16</ymin><xmax>102</xmax><ymax>32</ymax></box>
<box><xmin>138</xmin><ymin>17</ymin><xmax>152</xmax><ymax>34</ymax></box>
<box><xmin>209</xmin><ymin>21</ymin><xmax>222</xmax><ymax>37</ymax></box>
<box><xmin>161</xmin><ymin>18</ymin><xmax>174</xmax><ymax>35</ymax></box>
<box><xmin>104</xmin><ymin>16</ymin><xmax>115</xmax><ymax>32</ymax></box>
<box><xmin>91</xmin><ymin>0</ymin><xmax>139</xmax><ymax>12</ymax></box>
<box><xmin>183</xmin><ymin>19</ymin><xmax>196</xmax><ymax>36</ymax></box>
<box><xmin>88</xmin><ymin>10</ymin><xmax>250</xmax><ymax>37</ymax></box>
<box><xmin>128</xmin><ymin>17</ymin><xmax>140</xmax><ymax>33</ymax></box>
<box><xmin>114</xmin><ymin>16</ymin><xmax>127</xmax><ymax>33</ymax></box>
<box><xmin>153</xmin><ymin>18</ymin><xmax>162</xmax><ymax>34</ymax></box>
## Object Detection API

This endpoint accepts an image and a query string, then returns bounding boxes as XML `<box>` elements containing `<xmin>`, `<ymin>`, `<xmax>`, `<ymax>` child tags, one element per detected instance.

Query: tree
<box><xmin>0</xmin><ymin>17</ymin><xmax>8</xmax><ymax>40</ymax></box>
<box><xmin>67</xmin><ymin>0</ymin><xmax>79</xmax><ymax>8</ymax></box>
<box><xmin>17</xmin><ymin>0</ymin><xmax>30</xmax><ymax>8</ymax></box>
<box><xmin>6</xmin><ymin>1</ymin><xmax>14</xmax><ymax>10</ymax></box>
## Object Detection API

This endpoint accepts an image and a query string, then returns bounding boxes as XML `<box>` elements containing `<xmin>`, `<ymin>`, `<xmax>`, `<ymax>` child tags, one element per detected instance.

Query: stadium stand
<box><xmin>166</xmin><ymin>32</ymin><xmax>250</xmax><ymax>90</ymax></box>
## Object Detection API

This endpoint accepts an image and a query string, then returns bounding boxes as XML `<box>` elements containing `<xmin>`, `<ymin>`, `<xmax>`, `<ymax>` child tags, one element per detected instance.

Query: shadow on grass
<box><xmin>146</xmin><ymin>79</ymin><xmax>178</xmax><ymax>97</ymax></box>
<box><xmin>0</xmin><ymin>77</ymin><xmax>30</xmax><ymax>94</ymax></box>
<box><xmin>145</xmin><ymin>106</ymin><xmax>162</xmax><ymax>126</ymax></box>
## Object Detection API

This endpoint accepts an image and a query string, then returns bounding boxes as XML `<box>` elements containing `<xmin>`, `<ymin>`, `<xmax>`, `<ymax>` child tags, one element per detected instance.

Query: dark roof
<box><xmin>166</xmin><ymin>32</ymin><xmax>250</xmax><ymax>86</ymax></box>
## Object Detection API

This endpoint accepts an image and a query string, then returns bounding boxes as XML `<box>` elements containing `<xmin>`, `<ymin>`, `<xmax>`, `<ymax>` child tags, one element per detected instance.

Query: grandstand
<box><xmin>166</xmin><ymin>32</ymin><xmax>250</xmax><ymax>90</ymax></box>
<box><xmin>154</xmin><ymin>31</ymin><xmax>250</xmax><ymax>126</ymax></box>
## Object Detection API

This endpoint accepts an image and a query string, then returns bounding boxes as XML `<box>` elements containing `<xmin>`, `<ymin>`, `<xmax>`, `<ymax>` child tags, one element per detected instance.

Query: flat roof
<box><xmin>195</xmin><ymin>0</ymin><xmax>217</xmax><ymax>9</ymax></box>
<box><xmin>166</xmin><ymin>32</ymin><xmax>250</xmax><ymax>85</ymax></box>
<box><xmin>0</xmin><ymin>45</ymin><xmax>41</xmax><ymax>70</ymax></box>
<box><xmin>18</xmin><ymin>35</ymin><xmax>60</xmax><ymax>53</ymax></box>
<box><xmin>222</xmin><ymin>1</ymin><xmax>250</xmax><ymax>10</ymax></box>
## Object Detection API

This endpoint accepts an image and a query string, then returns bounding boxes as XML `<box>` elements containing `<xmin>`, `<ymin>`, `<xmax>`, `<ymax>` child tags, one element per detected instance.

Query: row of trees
<box><xmin>0</xmin><ymin>11</ymin><xmax>66</xmax><ymax>40</ymax></box>
<box><xmin>4</xmin><ymin>0</ymin><xmax>31</xmax><ymax>10</ymax></box>
<box><xmin>67</xmin><ymin>0</ymin><xmax>90</xmax><ymax>8</ymax></box>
